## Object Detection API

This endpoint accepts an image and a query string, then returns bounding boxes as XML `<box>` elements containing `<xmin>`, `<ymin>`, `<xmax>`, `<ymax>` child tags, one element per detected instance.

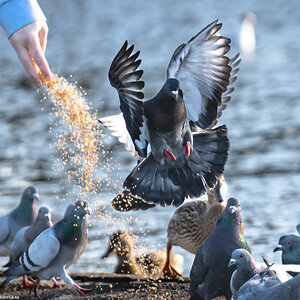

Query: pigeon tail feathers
<box><xmin>124</xmin><ymin>125</ymin><xmax>229</xmax><ymax>207</ymax></box>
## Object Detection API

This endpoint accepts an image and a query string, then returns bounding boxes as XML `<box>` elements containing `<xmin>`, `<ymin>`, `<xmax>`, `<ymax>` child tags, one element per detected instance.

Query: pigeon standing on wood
<box><xmin>0</xmin><ymin>186</ymin><xmax>39</xmax><ymax>256</ymax></box>
<box><xmin>228</xmin><ymin>249</ymin><xmax>261</xmax><ymax>298</ymax></box>
<box><xmin>0</xmin><ymin>200</ymin><xmax>91</xmax><ymax>298</ymax></box>
<box><xmin>4</xmin><ymin>206</ymin><xmax>52</xmax><ymax>267</ymax></box>
<box><xmin>190</xmin><ymin>198</ymin><xmax>250</xmax><ymax>300</ymax></box>
<box><xmin>101</xmin><ymin>20</ymin><xmax>241</xmax><ymax>207</ymax></box>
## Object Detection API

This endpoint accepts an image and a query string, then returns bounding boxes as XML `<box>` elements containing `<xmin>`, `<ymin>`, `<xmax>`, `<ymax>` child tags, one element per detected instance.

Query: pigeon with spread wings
<box><xmin>102</xmin><ymin>20</ymin><xmax>239</xmax><ymax>207</ymax></box>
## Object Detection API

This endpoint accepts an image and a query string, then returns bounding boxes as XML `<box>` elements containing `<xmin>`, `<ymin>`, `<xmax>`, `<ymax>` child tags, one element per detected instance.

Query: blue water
<box><xmin>0</xmin><ymin>0</ymin><xmax>299</xmax><ymax>276</ymax></box>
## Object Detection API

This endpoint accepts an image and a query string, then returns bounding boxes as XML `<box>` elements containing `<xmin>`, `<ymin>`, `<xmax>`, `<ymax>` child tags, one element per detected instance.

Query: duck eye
<box><xmin>286</xmin><ymin>241</ymin><xmax>292</xmax><ymax>245</ymax></box>
<box><xmin>239</xmin><ymin>254</ymin><xmax>244</xmax><ymax>258</ymax></box>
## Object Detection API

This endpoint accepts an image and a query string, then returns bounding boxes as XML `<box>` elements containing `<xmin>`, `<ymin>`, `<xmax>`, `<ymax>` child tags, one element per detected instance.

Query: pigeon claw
<box><xmin>73</xmin><ymin>283</ymin><xmax>93</xmax><ymax>294</ymax></box>
<box><xmin>164</xmin><ymin>150</ymin><xmax>176</xmax><ymax>161</ymax></box>
<box><xmin>185</xmin><ymin>141</ymin><xmax>191</xmax><ymax>156</ymax></box>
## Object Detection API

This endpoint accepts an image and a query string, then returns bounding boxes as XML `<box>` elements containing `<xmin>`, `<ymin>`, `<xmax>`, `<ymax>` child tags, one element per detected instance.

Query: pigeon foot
<box><xmin>23</xmin><ymin>275</ymin><xmax>34</xmax><ymax>289</ymax></box>
<box><xmin>185</xmin><ymin>141</ymin><xmax>191</xmax><ymax>156</ymax></box>
<box><xmin>164</xmin><ymin>150</ymin><xmax>176</xmax><ymax>161</ymax></box>
<box><xmin>52</xmin><ymin>277</ymin><xmax>65</xmax><ymax>288</ymax></box>
<box><xmin>73</xmin><ymin>283</ymin><xmax>93</xmax><ymax>294</ymax></box>
<box><xmin>28</xmin><ymin>278</ymin><xmax>41</xmax><ymax>299</ymax></box>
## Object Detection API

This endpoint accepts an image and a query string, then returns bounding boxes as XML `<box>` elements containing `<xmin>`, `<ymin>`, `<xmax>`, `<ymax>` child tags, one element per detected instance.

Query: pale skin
<box><xmin>9</xmin><ymin>21</ymin><xmax>51</xmax><ymax>88</ymax></box>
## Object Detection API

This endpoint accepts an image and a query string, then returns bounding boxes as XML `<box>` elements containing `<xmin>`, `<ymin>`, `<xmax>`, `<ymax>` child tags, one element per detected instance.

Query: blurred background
<box><xmin>0</xmin><ymin>0</ymin><xmax>299</xmax><ymax>276</ymax></box>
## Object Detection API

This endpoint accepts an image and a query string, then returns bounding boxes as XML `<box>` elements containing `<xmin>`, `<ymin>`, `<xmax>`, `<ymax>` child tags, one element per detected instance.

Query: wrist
<box><xmin>0</xmin><ymin>0</ymin><xmax>46</xmax><ymax>38</ymax></box>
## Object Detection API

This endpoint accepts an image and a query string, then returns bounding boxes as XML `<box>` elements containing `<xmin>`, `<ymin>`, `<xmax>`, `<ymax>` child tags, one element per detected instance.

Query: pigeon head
<box><xmin>21</xmin><ymin>186</ymin><xmax>39</xmax><ymax>203</ymax></box>
<box><xmin>225</xmin><ymin>197</ymin><xmax>240</xmax><ymax>215</ymax></box>
<box><xmin>102</xmin><ymin>231</ymin><xmax>134</xmax><ymax>259</ymax></box>
<box><xmin>73</xmin><ymin>200</ymin><xmax>90</xmax><ymax>218</ymax></box>
<box><xmin>297</xmin><ymin>224</ymin><xmax>300</xmax><ymax>235</ymax></box>
<box><xmin>159</xmin><ymin>78</ymin><xmax>181</xmax><ymax>103</ymax></box>
<box><xmin>36</xmin><ymin>206</ymin><xmax>52</xmax><ymax>224</ymax></box>
<box><xmin>228</xmin><ymin>248</ymin><xmax>253</xmax><ymax>268</ymax></box>
<box><xmin>273</xmin><ymin>234</ymin><xmax>300</xmax><ymax>253</ymax></box>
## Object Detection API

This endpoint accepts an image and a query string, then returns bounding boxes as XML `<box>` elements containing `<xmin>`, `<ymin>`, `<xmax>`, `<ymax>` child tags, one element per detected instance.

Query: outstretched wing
<box><xmin>99</xmin><ymin>114</ymin><xmax>137</xmax><ymax>157</ymax></box>
<box><xmin>210</xmin><ymin>53</ymin><xmax>241</xmax><ymax>128</ymax></box>
<box><xmin>108</xmin><ymin>41</ymin><xmax>148</xmax><ymax>157</ymax></box>
<box><xmin>167</xmin><ymin>20</ymin><xmax>233</xmax><ymax>129</ymax></box>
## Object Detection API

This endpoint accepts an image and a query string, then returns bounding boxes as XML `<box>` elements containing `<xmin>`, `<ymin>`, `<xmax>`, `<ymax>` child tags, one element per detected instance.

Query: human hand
<box><xmin>9</xmin><ymin>21</ymin><xmax>51</xmax><ymax>88</ymax></box>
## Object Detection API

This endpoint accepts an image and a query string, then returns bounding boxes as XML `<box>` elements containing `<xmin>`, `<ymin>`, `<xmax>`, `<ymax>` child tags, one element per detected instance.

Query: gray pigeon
<box><xmin>237</xmin><ymin>270</ymin><xmax>300</xmax><ymax>300</ymax></box>
<box><xmin>0</xmin><ymin>200</ymin><xmax>91</xmax><ymax>298</ymax></box>
<box><xmin>273</xmin><ymin>234</ymin><xmax>300</xmax><ymax>265</ymax></box>
<box><xmin>101</xmin><ymin>20</ymin><xmax>241</xmax><ymax>207</ymax></box>
<box><xmin>190</xmin><ymin>198</ymin><xmax>250</xmax><ymax>300</ymax></box>
<box><xmin>0</xmin><ymin>186</ymin><xmax>39</xmax><ymax>256</ymax></box>
<box><xmin>228</xmin><ymin>249</ymin><xmax>261</xmax><ymax>298</ymax></box>
<box><xmin>4</xmin><ymin>206</ymin><xmax>53</xmax><ymax>267</ymax></box>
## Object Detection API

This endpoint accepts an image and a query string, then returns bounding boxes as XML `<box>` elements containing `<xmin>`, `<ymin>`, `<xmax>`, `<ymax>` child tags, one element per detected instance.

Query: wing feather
<box><xmin>21</xmin><ymin>228</ymin><xmax>60</xmax><ymax>273</ymax></box>
<box><xmin>167</xmin><ymin>20</ymin><xmax>234</xmax><ymax>129</ymax></box>
<box><xmin>108</xmin><ymin>41</ymin><xmax>147</xmax><ymax>157</ymax></box>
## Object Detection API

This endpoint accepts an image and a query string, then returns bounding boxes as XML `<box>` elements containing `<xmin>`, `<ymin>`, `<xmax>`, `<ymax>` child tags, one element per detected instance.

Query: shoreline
<box><xmin>0</xmin><ymin>272</ymin><xmax>227</xmax><ymax>299</ymax></box>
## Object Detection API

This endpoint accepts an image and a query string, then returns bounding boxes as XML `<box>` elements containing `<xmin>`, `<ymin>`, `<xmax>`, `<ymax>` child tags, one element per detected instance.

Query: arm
<box><xmin>0</xmin><ymin>0</ymin><xmax>51</xmax><ymax>87</ymax></box>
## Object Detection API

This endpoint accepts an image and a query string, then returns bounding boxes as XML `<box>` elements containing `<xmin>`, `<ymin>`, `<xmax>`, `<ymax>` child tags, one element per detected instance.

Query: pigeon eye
<box><xmin>239</xmin><ymin>254</ymin><xmax>244</xmax><ymax>258</ymax></box>
<box><xmin>286</xmin><ymin>241</ymin><xmax>292</xmax><ymax>245</ymax></box>
<box><xmin>167</xmin><ymin>85</ymin><xmax>170</xmax><ymax>89</ymax></box>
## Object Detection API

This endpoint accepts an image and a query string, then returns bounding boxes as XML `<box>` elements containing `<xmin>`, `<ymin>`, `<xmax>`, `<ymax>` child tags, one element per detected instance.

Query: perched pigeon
<box><xmin>4</xmin><ymin>206</ymin><xmax>52</xmax><ymax>267</ymax></box>
<box><xmin>0</xmin><ymin>200</ymin><xmax>91</xmax><ymax>298</ymax></box>
<box><xmin>228</xmin><ymin>249</ymin><xmax>261</xmax><ymax>298</ymax></box>
<box><xmin>101</xmin><ymin>20</ymin><xmax>241</xmax><ymax>207</ymax></box>
<box><xmin>237</xmin><ymin>269</ymin><xmax>300</xmax><ymax>300</ymax></box>
<box><xmin>0</xmin><ymin>186</ymin><xmax>39</xmax><ymax>256</ymax></box>
<box><xmin>190</xmin><ymin>198</ymin><xmax>250</xmax><ymax>300</ymax></box>
<box><xmin>273</xmin><ymin>234</ymin><xmax>300</xmax><ymax>265</ymax></box>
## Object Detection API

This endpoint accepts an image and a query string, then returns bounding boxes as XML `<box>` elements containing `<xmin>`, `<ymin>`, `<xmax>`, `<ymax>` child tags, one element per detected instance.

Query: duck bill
<box><xmin>214</xmin><ymin>188</ymin><xmax>223</xmax><ymax>203</ymax></box>
<box><xmin>228</xmin><ymin>258</ymin><xmax>236</xmax><ymax>267</ymax></box>
<box><xmin>101</xmin><ymin>246</ymin><xmax>114</xmax><ymax>259</ymax></box>
<box><xmin>273</xmin><ymin>245</ymin><xmax>283</xmax><ymax>252</ymax></box>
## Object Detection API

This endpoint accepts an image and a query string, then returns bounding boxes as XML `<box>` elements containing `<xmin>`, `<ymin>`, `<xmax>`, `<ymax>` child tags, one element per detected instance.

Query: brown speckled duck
<box><xmin>162</xmin><ymin>175</ymin><xmax>228</xmax><ymax>277</ymax></box>
<box><xmin>102</xmin><ymin>231</ymin><xmax>183</xmax><ymax>279</ymax></box>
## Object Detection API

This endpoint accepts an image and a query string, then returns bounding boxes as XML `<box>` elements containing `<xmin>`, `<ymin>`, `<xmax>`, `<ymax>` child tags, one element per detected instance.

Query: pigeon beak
<box><xmin>172</xmin><ymin>90</ymin><xmax>178</xmax><ymax>98</ymax></box>
<box><xmin>44</xmin><ymin>213</ymin><xmax>50</xmax><ymax>221</ymax></box>
<box><xmin>273</xmin><ymin>245</ymin><xmax>283</xmax><ymax>252</ymax></box>
<box><xmin>33</xmin><ymin>193</ymin><xmax>39</xmax><ymax>201</ymax></box>
<box><xmin>85</xmin><ymin>207</ymin><xmax>90</xmax><ymax>215</ymax></box>
<box><xmin>229</xmin><ymin>206</ymin><xmax>237</xmax><ymax>214</ymax></box>
<box><xmin>228</xmin><ymin>258</ymin><xmax>236</xmax><ymax>267</ymax></box>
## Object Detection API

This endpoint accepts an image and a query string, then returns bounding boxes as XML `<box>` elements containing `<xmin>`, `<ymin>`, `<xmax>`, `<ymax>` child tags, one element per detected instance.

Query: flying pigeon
<box><xmin>100</xmin><ymin>20</ymin><xmax>240</xmax><ymax>207</ymax></box>
<box><xmin>0</xmin><ymin>186</ymin><xmax>39</xmax><ymax>256</ymax></box>
<box><xmin>4</xmin><ymin>206</ymin><xmax>53</xmax><ymax>267</ymax></box>
<box><xmin>0</xmin><ymin>200</ymin><xmax>91</xmax><ymax>298</ymax></box>
<box><xmin>273</xmin><ymin>234</ymin><xmax>300</xmax><ymax>265</ymax></box>
<box><xmin>189</xmin><ymin>198</ymin><xmax>250</xmax><ymax>300</ymax></box>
